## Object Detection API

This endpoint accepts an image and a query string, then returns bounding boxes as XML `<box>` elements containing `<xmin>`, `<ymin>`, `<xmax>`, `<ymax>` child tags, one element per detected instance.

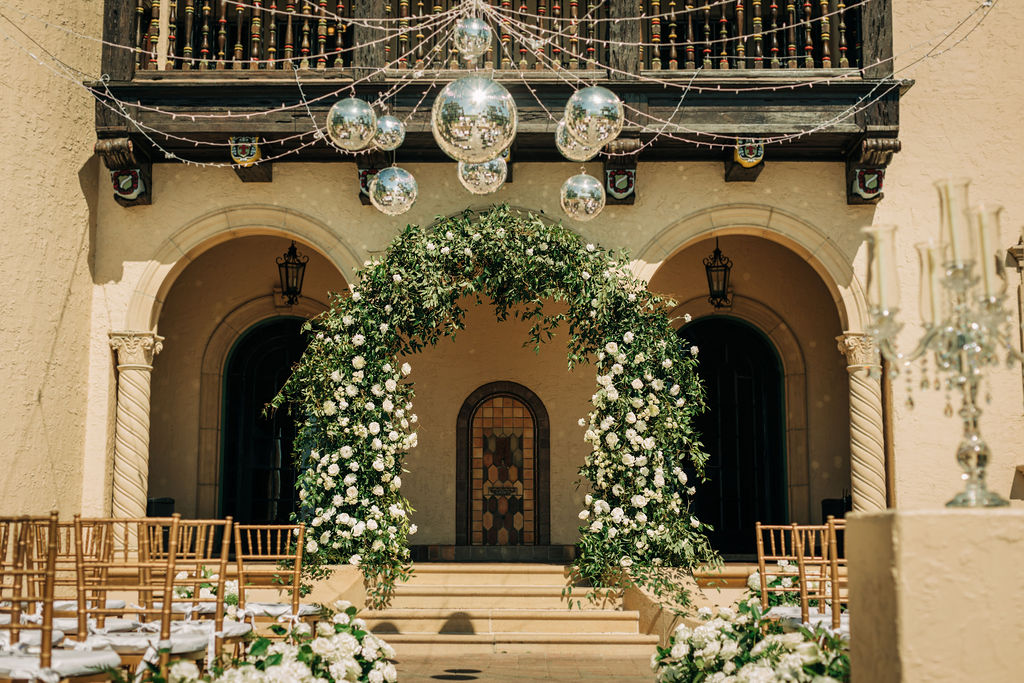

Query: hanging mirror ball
<box><xmin>453</xmin><ymin>16</ymin><xmax>492</xmax><ymax>64</ymax></box>
<box><xmin>564</xmin><ymin>86</ymin><xmax>624</xmax><ymax>148</ymax></box>
<box><xmin>431</xmin><ymin>76</ymin><xmax>518</xmax><ymax>164</ymax></box>
<box><xmin>560</xmin><ymin>173</ymin><xmax>606</xmax><ymax>222</ymax></box>
<box><xmin>555</xmin><ymin>118</ymin><xmax>601</xmax><ymax>162</ymax></box>
<box><xmin>374</xmin><ymin>115</ymin><xmax>406</xmax><ymax>151</ymax></box>
<box><xmin>457</xmin><ymin>158</ymin><xmax>507</xmax><ymax>195</ymax></box>
<box><xmin>369</xmin><ymin>167</ymin><xmax>418</xmax><ymax>216</ymax></box>
<box><xmin>326</xmin><ymin>97</ymin><xmax>377</xmax><ymax>151</ymax></box>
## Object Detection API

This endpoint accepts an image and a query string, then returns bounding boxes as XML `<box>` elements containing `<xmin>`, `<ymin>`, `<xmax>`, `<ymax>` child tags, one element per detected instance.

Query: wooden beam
<box><xmin>608</xmin><ymin>0</ymin><xmax>642</xmax><ymax>78</ymax></box>
<box><xmin>101</xmin><ymin>0</ymin><xmax>137</xmax><ymax>82</ymax></box>
<box><xmin>352</xmin><ymin>0</ymin><xmax>386</xmax><ymax>81</ymax></box>
<box><xmin>861</xmin><ymin>0</ymin><xmax>893</xmax><ymax>79</ymax></box>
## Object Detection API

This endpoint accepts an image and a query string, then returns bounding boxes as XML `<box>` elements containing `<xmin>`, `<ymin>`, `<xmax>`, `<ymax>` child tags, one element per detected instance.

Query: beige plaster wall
<box><xmin>149</xmin><ymin>235</ymin><xmax>348</xmax><ymax>516</ymax></box>
<box><xmin>0</xmin><ymin>6</ymin><xmax>99</xmax><ymax>514</ymax></box>
<box><xmin>401</xmin><ymin>299</ymin><xmax>595</xmax><ymax>545</ymax></box>
<box><xmin>848</xmin><ymin>509</ymin><xmax>1024</xmax><ymax>683</ymax></box>
<box><xmin>877</xmin><ymin>0</ymin><xmax>1024</xmax><ymax>507</ymax></box>
<box><xmin>649</xmin><ymin>236</ymin><xmax>850</xmax><ymax>522</ymax></box>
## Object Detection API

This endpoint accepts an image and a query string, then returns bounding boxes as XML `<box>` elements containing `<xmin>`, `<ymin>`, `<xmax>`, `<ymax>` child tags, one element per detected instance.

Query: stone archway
<box><xmin>111</xmin><ymin>216</ymin><xmax>354</xmax><ymax>519</ymax></box>
<box><xmin>647</xmin><ymin>222</ymin><xmax>885</xmax><ymax>514</ymax></box>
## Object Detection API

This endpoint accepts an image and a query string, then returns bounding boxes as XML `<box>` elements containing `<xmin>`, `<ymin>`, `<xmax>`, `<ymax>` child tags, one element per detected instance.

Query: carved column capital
<box><xmin>110</xmin><ymin>331</ymin><xmax>164</xmax><ymax>369</ymax></box>
<box><xmin>836</xmin><ymin>332</ymin><xmax>878</xmax><ymax>371</ymax></box>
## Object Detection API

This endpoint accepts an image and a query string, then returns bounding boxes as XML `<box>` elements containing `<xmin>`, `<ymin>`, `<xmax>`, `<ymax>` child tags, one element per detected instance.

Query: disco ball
<box><xmin>564</xmin><ymin>86</ymin><xmax>624</xmax><ymax>148</ymax></box>
<box><xmin>555</xmin><ymin>118</ymin><xmax>601</xmax><ymax>162</ymax></box>
<box><xmin>431</xmin><ymin>76</ymin><xmax>517</xmax><ymax>164</ymax></box>
<box><xmin>457</xmin><ymin>158</ymin><xmax>507</xmax><ymax>195</ymax></box>
<box><xmin>326</xmin><ymin>97</ymin><xmax>377</xmax><ymax>151</ymax></box>
<box><xmin>560</xmin><ymin>172</ymin><xmax>605</xmax><ymax>221</ymax></box>
<box><xmin>454</xmin><ymin>16</ymin><xmax>492</xmax><ymax>64</ymax></box>
<box><xmin>370</xmin><ymin>167</ymin><xmax>418</xmax><ymax>216</ymax></box>
<box><xmin>374</xmin><ymin>115</ymin><xmax>406</xmax><ymax>151</ymax></box>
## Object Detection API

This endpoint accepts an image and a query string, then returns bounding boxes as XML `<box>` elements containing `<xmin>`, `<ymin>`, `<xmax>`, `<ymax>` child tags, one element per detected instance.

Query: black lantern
<box><xmin>703</xmin><ymin>238</ymin><xmax>733</xmax><ymax>309</ymax></box>
<box><xmin>277</xmin><ymin>241</ymin><xmax>309</xmax><ymax>305</ymax></box>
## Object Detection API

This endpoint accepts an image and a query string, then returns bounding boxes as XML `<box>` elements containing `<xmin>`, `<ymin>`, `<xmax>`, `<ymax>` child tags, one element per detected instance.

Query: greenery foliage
<box><xmin>274</xmin><ymin>204</ymin><xmax>717</xmax><ymax>607</ymax></box>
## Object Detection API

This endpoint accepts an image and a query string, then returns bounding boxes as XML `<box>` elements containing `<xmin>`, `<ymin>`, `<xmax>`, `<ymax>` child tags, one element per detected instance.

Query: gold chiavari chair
<box><xmin>141</xmin><ymin>518</ymin><xmax>250</xmax><ymax>658</ymax></box>
<box><xmin>72</xmin><ymin>515</ymin><xmax>206</xmax><ymax>678</ymax></box>
<box><xmin>826</xmin><ymin>516</ymin><xmax>849</xmax><ymax>630</ymax></box>
<box><xmin>0</xmin><ymin>512</ymin><xmax>120</xmax><ymax>682</ymax></box>
<box><xmin>793</xmin><ymin>524</ymin><xmax>831</xmax><ymax>625</ymax></box>
<box><xmin>233</xmin><ymin>523</ymin><xmax>320</xmax><ymax>628</ymax></box>
<box><xmin>754</xmin><ymin>522</ymin><xmax>803</xmax><ymax>611</ymax></box>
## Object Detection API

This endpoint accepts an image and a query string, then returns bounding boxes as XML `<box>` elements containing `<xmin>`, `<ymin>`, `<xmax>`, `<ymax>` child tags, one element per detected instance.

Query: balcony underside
<box><xmin>95</xmin><ymin>74</ymin><xmax>908</xmax><ymax>165</ymax></box>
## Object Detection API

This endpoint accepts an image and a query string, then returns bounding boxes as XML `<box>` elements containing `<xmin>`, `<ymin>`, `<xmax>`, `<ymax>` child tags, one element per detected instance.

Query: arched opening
<box><xmin>680</xmin><ymin>317</ymin><xmax>787</xmax><ymax>557</ymax></box>
<box><xmin>148</xmin><ymin>234</ymin><xmax>347</xmax><ymax>517</ymax></box>
<box><xmin>649</xmin><ymin>234</ymin><xmax>851</xmax><ymax>538</ymax></box>
<box><xmin>221</xmin><ymin>317</ymin><xmax>309</xmax><ymax>524</ymax></box>
<box><xmin>455</xmin><ymin>381</ymin><xmax>551</xmax><ymax>550</ymax></box>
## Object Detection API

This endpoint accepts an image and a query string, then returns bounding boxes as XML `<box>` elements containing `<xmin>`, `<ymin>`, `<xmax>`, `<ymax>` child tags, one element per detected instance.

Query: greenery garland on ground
<box><xmin>274</xmin><ymin>204</ymin><xmax>717</xmax><ymax>607</ymax></box>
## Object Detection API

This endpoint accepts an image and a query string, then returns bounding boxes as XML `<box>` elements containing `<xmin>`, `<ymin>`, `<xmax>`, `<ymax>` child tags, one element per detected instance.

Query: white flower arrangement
<box><xmin>163</xmin><ymin>602</ymin><xmax>395</xmax><ymax>683</ymax></box>
<box><xmin>274</xmin><ymin>206</ymin><xmax>715</xmax><ymax>608</ymax></box>
<box><xmin>652</xmin><ymin>598</ymin><xmax>849</xmax><ymax>682</ymax></box>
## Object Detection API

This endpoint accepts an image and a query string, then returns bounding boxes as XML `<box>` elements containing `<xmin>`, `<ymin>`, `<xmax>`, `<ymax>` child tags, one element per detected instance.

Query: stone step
<box><xmin>407</xmin><ymin>562</ymin><xmax>571</xmax><ymax>587</ymax></box>
<box><xmin>363</xmin><ymin>608</ymin><xmax>640</xmax><ymax>635</ymax></box>
<box><xmin>390</xmin><ymin>584</ymin><xmax>604</xmax><ymax>610</ymax></box>
<box><xmin>383</xmin><ymin>632</ymin><xmax>659</xmax><ymax>656</ymax></box>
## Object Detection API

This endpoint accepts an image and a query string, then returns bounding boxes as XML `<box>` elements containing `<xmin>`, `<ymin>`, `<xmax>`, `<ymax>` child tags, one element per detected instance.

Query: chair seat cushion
<box><xmin>172</xmin><ymin>620</ymin><xmax>253</xmax><ymax>639</ymax></box>
<box><xmin>0</xmin><ymin>630</ymin><xmax>65</xmax><ymax>649</ymax></box>
<box><xmin>53</xmin><ymin>599</ymin><xmax>126</xmax><ymax>612</ymax></box>
<box><xmin>0</xmin><ymin>649</ymin><xmax>121</xmax><ymax>678</ymax></box>
<box><xmin>69</xmin><ymin>631</ymin><xmax>209</xmax><ymax>655</ymax></box>
<box><xmin>52</xmin><ymin>617</ymin><xmax>140</xmax><ymax>634</ymax></box>
<box><xmin>241</xmin><ymin>602</ymin><xmax>321</xmax><ymax>618</ymax></box>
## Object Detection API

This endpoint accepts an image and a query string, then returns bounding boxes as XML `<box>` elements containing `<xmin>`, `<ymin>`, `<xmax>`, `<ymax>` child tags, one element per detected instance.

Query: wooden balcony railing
<box><xmin>122</xmin><ymin>0</ymin><xmax>862</xmax><ymax>75</ymax></box>
<box><xmin>639</xmin><ymin>1</ymin><xmax>861</xmax><ymax>71</ymax></box>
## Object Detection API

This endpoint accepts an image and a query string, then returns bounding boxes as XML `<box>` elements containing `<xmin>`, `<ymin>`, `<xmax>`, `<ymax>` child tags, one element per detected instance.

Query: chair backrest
<box><xmin>0</xmin><ymin>512</ymin><xmax>59</xmax><ymax>668</ymax></box>
<box><xmin>793</xmin><ymin>524</ymin><xmax>830</xmax><ymax>619</ymax></box>
<box><xmin>145</xmin><ymin>517</ymin><xmax>233</xmax><ymax>652</ymax></box>
<box><xmin>233</xmin><ymin>524</ymin><xmax>305</xmax><ymax>614</ymax></box>
<box><xmin>74</xmin><ymin>514</ymin><xmax>182</xmax><ymax>674</ymax></box>
<box><xmin>754</xmin><ymin>522</ymin><xmax>803</xmax><ymax>610</ymax></box>
<box><xmin>827</xmin><ymin>516</ymin><xmax>848</xmax><ymax>629</ymax></box>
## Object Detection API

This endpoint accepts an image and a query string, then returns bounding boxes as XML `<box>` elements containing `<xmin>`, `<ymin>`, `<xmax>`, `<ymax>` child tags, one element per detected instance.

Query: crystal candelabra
<box><xmin>864</xmin><ymin>178</ymin><xmax>1022</xmax><ymax>507</ymax></box>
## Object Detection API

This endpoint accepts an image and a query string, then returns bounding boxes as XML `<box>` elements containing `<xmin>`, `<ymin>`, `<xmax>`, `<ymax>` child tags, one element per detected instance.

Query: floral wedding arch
<box><xmin>274</xmin><ymin>205</ymin><xmax>716</xmax><ymax>607</ymax></box>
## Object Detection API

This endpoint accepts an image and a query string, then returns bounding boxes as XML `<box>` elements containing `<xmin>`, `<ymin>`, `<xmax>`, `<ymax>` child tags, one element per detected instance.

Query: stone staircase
<box><xmin>362</xmin><ymin>563</ymin><xmax>659</xmax><ymax>656</ymax></box>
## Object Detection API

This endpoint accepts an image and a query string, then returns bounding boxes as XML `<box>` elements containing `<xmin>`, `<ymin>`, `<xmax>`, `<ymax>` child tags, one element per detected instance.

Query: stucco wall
<box><xmin>878</xmin><ymin>0</ymin><xmax>1024</xmax><ymax>507</ymax></box>
<box><xmin>149</xmin><ymin>235</ymin><xmax>348</xmax><ymax>516</ymax></box>
<box><xmin>0</xmin><ymin>6</ymin><xmax>99</xmax><ymax>514</ymax></box>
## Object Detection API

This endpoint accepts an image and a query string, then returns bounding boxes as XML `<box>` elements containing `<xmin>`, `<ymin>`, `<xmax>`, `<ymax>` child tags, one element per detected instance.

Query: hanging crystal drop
<box><xmin>906</xmin><ymin>394</ymin><xmax>915</xmax><ymax>408</ymax></box>
<box><xmin>944</xmin><ymin>395</ymin><xmax>954</xmax><ymax>417</ymax></box>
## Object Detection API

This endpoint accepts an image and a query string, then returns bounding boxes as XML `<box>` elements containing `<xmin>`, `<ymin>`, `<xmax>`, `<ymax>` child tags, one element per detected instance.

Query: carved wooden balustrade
<box><xmin>125</xmin><ymin>0</ymin><xmax>864</xmax><ymax>74</ymax></box>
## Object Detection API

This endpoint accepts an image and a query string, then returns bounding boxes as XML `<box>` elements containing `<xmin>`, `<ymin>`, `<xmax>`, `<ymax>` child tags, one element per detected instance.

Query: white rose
<box><xmin>392</xmin><ymin>273</ymin><xmax>402</xmax><ymax>283</ymax></box>
<box><xmin>401</xmin><ymin>362</ymin><xmax>412</xmax><ymax>376</ymax></box>
<box><xmin>631</xmin><ymin>378</ymin><xmax>644</xmax><ymax>390</ymax></box>
<box><xmin>352</xmin><ymin>334</ymin><xmax>365</xmax><ymax>346</ymax></box>
<box><xmin>352</xmin><ymin>355</ymin><xmax>366</xmax><ymax>369</ymax></box>
<box><xmin>605</xmin><ymin>341</ymin><xmax>619</xmax><ymax>354</ymax></box>
<box><xmin>623</xmin><ymin>331</ymin><xmax>634</xmax><ymax>344</ymax></box>
<box><xmin>369</xmin><ymin>422</ymin><xmax>381</xmax><ymax>435</ymax></box>
<box><xmin>690</xmin><ymin>345</ymin><xmax>699</xmax><ymax>357</ymax></box>
<box><xmin>349</xmin><ymin>554</ymin><xmax>361</xmax><ymax>565</ymax></box>
<box><xmin>373</xmin><ymin>458</ymin><xmax>386</xmax><ymax>471</ymax></box>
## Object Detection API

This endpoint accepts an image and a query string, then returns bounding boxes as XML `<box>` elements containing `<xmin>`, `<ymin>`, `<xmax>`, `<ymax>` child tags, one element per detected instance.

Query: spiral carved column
<box><xmin>109</xmin><ymin>331</ymin><xmax>163</xmax><ymax>518</ymax></box>
<box><xmin>836</xmin><ymin>332</ymin><xmax>887</xmax><ymax>511</ymax></box>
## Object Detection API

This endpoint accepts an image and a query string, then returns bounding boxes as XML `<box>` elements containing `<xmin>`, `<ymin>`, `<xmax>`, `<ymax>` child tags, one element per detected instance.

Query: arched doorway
<box><xmin>681</xmin><ymin>317</ymin><xmax>787</xmax><ymax>557</ymax></box>
<box><xmin>221</xmin><ymin>317</ymin><xmax>308</xmax><ymax>524</ymax></box>
<box><xmin>455</xmin><ymin>382</ymin><xmax>551</xmax><ymax>549</ymax></box>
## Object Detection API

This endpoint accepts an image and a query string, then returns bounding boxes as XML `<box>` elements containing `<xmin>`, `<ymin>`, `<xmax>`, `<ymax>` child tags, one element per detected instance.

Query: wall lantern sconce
<box><xmin>704</xmin><ymin>238</ymin><xmax>733</xmax><ymax>309</ymax></box>
<box><xmin>277</xmin><ymin>241</ymin><xmax>309</xmax><ymax>306</ymax></box>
